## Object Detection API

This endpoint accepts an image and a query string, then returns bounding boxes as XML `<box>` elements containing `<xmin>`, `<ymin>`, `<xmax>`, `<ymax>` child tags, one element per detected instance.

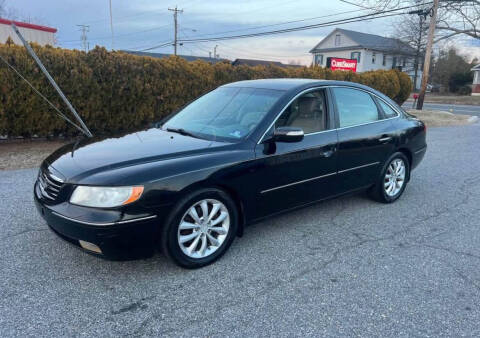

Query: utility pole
<box><xmin>109</xmin><ymin>0</ymin><xmax>114</xmax><ymax>50</ymax></box>
<box><xmin>413</xmin><ymin>14</ymin><xmax>424</xmax><ymax>92</ymax></box>
<box><xmin>77</xmin><ymin>24</ymin><xmax>89</xmax><ymax>52</ymax></box>
<box><xmin>168</xmin><ymin>6</ymin><xmax>183</xmax><ymax>55</ymax></box>
<box><xmin>416</xmin><ymin>0</ymin><xmax>439</xmax><ymax>110</ymax></box>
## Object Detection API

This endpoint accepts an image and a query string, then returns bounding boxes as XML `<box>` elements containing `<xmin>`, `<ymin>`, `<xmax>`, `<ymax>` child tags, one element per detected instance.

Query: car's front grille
<box><xmin>37</xmin><ymin>170</ymin><xmax>64</xmax><ymax>201</ymax></box>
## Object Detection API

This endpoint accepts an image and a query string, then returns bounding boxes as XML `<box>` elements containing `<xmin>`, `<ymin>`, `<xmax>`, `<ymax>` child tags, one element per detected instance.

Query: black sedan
<box><xmin>34</xmin><ymin>79</ymin><xmax>427</xmax><ymax>268</ymax></box>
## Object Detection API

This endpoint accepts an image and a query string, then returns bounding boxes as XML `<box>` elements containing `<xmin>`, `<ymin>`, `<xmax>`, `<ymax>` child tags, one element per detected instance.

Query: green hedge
<box><xmin>0</xmin><ymin>44</ymin><xmax>412</xmax><ymax>137</ymax></box>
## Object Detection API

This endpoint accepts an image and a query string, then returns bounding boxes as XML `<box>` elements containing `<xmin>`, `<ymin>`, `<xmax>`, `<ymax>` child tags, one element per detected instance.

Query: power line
<box><xmin>179</xmin><ymin>7</ymin><xmax>372</xmax><ymax>40</ymax></box>
<box><xmin>59</xmin><ymin>24</ymin><xmax>171</xmax><ymax>44</ymax></box>
<box><xmin>138</xmin><ymin>41</ymin><xmax>174</xmax><ymax>52</ymax></box>
<box><xmin>176</xmin><ymin>2</ymin><xmax>432</xmax><ymax>44</ymax></box>
<box><xmin>338</xmin><ymin>0</ymin><xmax>373</xmax><ymax>9</ymax></box>
<box><xmin>0</xmin><ymin>54</ymin><xmax>86</xmax><ymax>135</ymax></box>
<box><xmin>215</xmin><ymin>41</ymin><xmax>310</xmax><ymax>59</ymax></box>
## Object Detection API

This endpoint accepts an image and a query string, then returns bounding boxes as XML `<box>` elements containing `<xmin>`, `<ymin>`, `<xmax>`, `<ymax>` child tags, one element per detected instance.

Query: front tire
<box><xmin>161</xmin><ymin>188</ymin><xmax>238</xmax><ymax>268</ymax></box>
<box><xmin>370</xmin><ymin>152</ymin><xmax>410</xmax><ymax>203</ymax></box>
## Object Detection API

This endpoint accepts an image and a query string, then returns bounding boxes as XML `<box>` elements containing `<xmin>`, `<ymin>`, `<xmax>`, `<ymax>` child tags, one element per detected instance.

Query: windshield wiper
<box><xmin>166</xmin><ymin>127</ymin><xmax>200</xmax><ymax>139</ymax></box>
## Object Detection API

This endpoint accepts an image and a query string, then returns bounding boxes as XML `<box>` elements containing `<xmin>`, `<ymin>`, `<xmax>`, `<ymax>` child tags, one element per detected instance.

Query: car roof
<box><xmin>221</xmin><ymin>78</ymin><xmax>398</xmax><ymax>107</ymax></box>
<box><xmin>222</xmin><ymin>78</ymin><xmax>370</xmax><ymax>91</ymax></box>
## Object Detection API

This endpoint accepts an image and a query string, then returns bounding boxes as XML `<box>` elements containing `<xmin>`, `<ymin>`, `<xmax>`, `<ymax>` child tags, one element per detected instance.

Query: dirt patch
<box><xmin>0</xmin><ymin>140</ymin><xmax>66</xmax><ymax>170</ymax></box>
<box><xmin>407</xmin><ymin>109</ymin><xmax>478</xmax><ymax>127</ymax></box>
<box><xmin>408</xmin><ymin>94</ymin><xmax>480</xmax><ymax>105</ymax></box>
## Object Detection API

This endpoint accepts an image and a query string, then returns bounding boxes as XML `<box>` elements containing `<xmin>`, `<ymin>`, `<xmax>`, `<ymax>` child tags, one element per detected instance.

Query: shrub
<box><xmin>392</xmin><ymin>70</ymin><xmax>413</xmax><ymax>105</ymax></box>
<box><xmin>0</xmin><ymin>44</ymin><xmax>412</xmax><ymax>138</ymax></box>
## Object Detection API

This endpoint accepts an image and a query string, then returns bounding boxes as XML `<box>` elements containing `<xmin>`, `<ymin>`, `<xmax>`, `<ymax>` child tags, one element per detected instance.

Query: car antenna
<box><xmin>10</xmin><ymin>23</ymin><xmax>93</xmax><ymax>138</ymax></box>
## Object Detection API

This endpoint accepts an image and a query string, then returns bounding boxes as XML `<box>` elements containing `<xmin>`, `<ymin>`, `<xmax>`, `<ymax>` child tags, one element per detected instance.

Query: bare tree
<box><xmin>435</xmin><ymin>1</ymin><xmax>480</xmax><ymax>42</ymax></box>
<box><xmin>0</xmin><ymin>1</ymin><xmax>21</xmax><ymax>20</ymax></box>
<box><xmin>358</xmin><ymin>0</ymin><xmax>480</xmax><ymax>42</ymax></box>
<box><xmin>394</xmin><ymin>5</ymin><xmax>429</xmax><ymax>90</ymax></box>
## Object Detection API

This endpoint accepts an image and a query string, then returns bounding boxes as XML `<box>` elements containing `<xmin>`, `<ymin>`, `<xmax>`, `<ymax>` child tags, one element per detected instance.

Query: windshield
<box><xmin>163</xmin><ymin>87</ymin><xmax>284</xmax><ymax>141</ymax></box>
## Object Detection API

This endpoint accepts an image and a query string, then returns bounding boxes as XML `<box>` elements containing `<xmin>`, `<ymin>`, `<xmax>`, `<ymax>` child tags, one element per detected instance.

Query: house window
<box><xmin>314</xmin><ymin>54</ymin><xmax>324</xmax><ymax>65</ymax></box>
<box><xmin>392</xmin><ymin>57</ymin><xmax>397</xmax><ymax>68</ymax></box>
<box><xmin>372</xmin><ymin>52</ymin><xmax>376</xmax><ymax>64</ymax></box>
<box><xmin>351</xmin><ymin>52</ymin><xmax>361</xmax><ymax>63</ymax></box>
<box><xmin>382</xmin><ymin>54</ymin><xmax>386</xmax><ymax>66</ymax></box>
<box><xmin>335</xmin><ymin>34</ymin><xmax>341</xmax><ymax>46</ymax></box>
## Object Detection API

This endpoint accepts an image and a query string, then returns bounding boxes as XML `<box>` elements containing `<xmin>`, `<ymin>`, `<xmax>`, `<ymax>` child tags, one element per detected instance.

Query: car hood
<box><xmin>45</xmin><ymin>128</ymin><xmax>230</xmax><ymax>181</ymax></box>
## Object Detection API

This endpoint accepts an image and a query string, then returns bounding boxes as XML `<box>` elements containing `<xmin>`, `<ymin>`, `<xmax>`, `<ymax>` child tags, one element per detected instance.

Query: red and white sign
<box><xmin>328</xmin><ymin>57</ymin><xmax>357</xmax><ymax>72</ymax></box>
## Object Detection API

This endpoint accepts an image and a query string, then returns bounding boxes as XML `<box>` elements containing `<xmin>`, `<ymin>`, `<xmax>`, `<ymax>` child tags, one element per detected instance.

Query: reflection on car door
<box><xmin>331</xmin><ymin>87</ymin><xmax>396</xmax><ymax>193</ymax></box>
<box><xmin>252</xmin><ymin>88</ymin><xmax>339</xmax><ymax>219</ymax></box>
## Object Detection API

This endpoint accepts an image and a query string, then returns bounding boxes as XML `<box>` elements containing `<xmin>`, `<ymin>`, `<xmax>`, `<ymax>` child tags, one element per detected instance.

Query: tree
<box><xmin>394</xmin><ymin>5</ymin><xmax>429</xmax><ymax>90</ymax></box>
<box><xmin>430</xmin><ymin>48</ymin><xmax>475</xmax><ymax>93</ymax></box>
<box><xmin>435</xmin><ymin>0</ymin><xmax>480</xmax><ymax>42</ymax></box>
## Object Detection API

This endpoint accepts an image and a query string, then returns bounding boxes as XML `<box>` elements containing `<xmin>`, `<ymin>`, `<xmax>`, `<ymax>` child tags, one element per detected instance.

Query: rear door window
<box><xmin>376</xmin><ymin>98</ymin><xmax>399</xmax><ymax>118</ymax></box>
<box><xmin>331</xmin><ymin>87</ymin><xmax>380</xmax><ymax>128</ymax></box>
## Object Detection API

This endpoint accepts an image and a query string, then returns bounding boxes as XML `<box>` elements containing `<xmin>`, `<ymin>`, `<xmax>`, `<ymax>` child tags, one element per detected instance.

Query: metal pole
<box><xmin>11</xmin><ymin>23</ymin><xmax>93</xmax><ymax>137</ymax></box>
<box><xmin>174</xmin><ymin>7</ymin><xmax>177</xmax><ymax>55</ymax></box>
<box><xmin>109</xmin><ymin>0</ymin><xmax>114</xmax><ymax>50</ymax></box>
<box><xmin>416</xmin><ymin>0</ymin><xmax>439</xmax><ymax>110</ymax></box>
<box><xmin>169</xmin><ymin>6</ymin><xmax>183</xmax><ymax>56</ymax></box>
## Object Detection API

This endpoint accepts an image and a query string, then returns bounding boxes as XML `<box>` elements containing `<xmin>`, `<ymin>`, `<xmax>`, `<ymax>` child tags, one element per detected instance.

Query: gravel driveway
<box><xmin>1</xmin><ymin>124</ymin><xmax>480</xmax><ymax>337</ymax></box>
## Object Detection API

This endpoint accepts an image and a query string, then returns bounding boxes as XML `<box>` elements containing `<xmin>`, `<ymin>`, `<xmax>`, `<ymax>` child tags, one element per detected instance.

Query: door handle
<box><xmin>378</xmin><ymin>136</ymin><xmax>392</xmax><ymax>143</ymax></box>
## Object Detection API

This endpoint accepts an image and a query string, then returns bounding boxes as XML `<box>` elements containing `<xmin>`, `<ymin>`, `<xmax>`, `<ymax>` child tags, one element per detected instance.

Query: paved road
<box><xmin>403</xmin><ymin>101</ymin><xmax>480</xmax><ymax>117</ymax></box>
<box><xmin>1</xmin><ymin>124</ymin><xmax>480</xmax><ymax>337</ymax></box>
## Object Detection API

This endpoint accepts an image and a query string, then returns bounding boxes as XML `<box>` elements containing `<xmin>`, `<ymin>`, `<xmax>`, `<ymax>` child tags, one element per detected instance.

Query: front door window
<box><xmin>275</xmin><ymin>89</ymin><xmax>328</xmax><ymax>134</ymax></box>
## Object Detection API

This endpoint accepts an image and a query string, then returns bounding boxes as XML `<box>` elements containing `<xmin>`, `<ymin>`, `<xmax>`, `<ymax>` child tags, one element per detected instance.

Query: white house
<box><xmin>0</xmin><ymin>18</ymin><xmax>57</xmax><ymax>46</ymax></box>
<box><xmin>310</xmin><ymin>28</ymin><xmax>422</xmax><ymax>89</ymax></box>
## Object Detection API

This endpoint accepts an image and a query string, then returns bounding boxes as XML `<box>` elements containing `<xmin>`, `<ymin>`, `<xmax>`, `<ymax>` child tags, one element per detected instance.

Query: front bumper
<box><xmin>34</xmin><ymin>188</ymin><xmax>160</xmax><ymax>260</ymax></box>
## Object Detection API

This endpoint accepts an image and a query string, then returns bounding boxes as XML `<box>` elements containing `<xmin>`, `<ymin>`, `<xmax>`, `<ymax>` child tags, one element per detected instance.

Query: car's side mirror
<box><xmin>273</xmin><ymin>127</ymin><xmax>304</xmax><ymax>143</ymax></box>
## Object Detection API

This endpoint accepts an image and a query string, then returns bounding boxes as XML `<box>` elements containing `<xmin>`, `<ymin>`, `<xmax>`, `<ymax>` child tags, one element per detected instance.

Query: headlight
<box><xmin>70</xmin><ymin>186</ymin><xmax>144</xmax><ymax>208</ymax></box>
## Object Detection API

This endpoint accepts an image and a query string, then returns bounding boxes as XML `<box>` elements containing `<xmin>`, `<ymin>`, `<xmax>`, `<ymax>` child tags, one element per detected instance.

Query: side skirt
<box><xmin>245</xmin><ymin>184</ymin><xmax>374</xmax><ymax>227</ymax></box>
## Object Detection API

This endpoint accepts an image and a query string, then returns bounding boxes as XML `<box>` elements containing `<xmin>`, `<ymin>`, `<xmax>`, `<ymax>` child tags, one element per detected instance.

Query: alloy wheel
<box><xmin>177</xmin><ymin>199</ymin><xmax>230</xmax><ymax>259</ymax></box>
<box><xmin>384</xmin><ymin>158</ymin><xmax>406</xmax><ymax>197</ymax></box>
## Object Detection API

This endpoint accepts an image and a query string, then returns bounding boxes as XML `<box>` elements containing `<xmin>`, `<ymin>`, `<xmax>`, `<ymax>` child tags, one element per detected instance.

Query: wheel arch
<box><xmin>396</xmin><ymin>147</ymin><xmax>412</xmax><ymax>181</ymax></box>
<box><xmin>176</xmin><ymin>180</ymin><xmax>246</xmax><ymax>237</ymax></box>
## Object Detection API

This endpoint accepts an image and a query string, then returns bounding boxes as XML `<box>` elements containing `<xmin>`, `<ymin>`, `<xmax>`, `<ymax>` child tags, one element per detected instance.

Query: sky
<box><xmin>3</xmin><ymin>0</ymin><xmax>479</xmax><ymax>65</ymax></box>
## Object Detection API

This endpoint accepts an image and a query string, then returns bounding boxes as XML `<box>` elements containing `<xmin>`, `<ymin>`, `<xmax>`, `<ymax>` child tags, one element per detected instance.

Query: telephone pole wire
<box><xmin>77</xmin><ymin>24</ymin><xmax>90</xmax><ymax>52</ymax></box>
<box><xmin>168</xmin><ymin>6</ymin><xmax>183</xmax><ymax>55</ymax></box>
<box><xmin>416</xmin><ymin>0</ymin><xmax>439</xmax><ymax>110</ymax></box>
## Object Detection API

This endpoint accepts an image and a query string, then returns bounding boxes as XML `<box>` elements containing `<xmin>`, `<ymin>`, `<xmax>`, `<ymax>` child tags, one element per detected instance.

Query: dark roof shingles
<box><xmin>311</xmin><ymin>28</ymin><xmax>416</xmax><ymax>55</ymax></box>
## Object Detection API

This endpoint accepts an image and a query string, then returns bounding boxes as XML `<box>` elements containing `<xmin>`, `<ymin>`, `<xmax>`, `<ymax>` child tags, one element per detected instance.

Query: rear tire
<box><xmin>161</xmin><ymin>188</ymin><xmax>238</xmax><ymax>268</ymax></box>
<box><xmin>369</xmin><ymin>152</ymin><xmax>410</xmax><ymax>203</ymax></box>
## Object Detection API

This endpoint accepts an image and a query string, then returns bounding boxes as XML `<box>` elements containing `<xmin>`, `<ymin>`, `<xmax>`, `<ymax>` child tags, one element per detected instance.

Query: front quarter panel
<box><xmin>92</xmin><ymin>146</ymin><xmax>258</xmax><ymax>212</ymax></box>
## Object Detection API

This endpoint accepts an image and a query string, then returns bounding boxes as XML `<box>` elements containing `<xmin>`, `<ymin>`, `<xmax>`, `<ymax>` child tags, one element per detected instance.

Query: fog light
<box><xmin>79</xmin><ymin>240</ymin><xmax>102</xmax><ymax>254</ymax></box>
